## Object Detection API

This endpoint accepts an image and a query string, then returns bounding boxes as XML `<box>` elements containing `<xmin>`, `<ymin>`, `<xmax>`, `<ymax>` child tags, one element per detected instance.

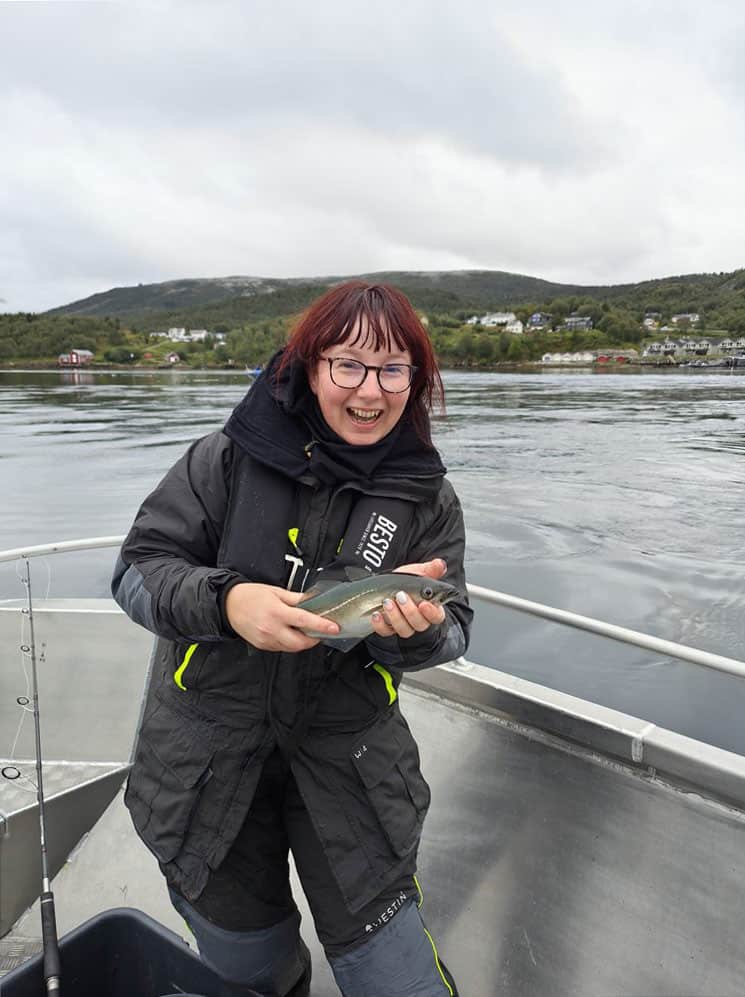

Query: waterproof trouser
<box><xmin>171</xmin><ymin>889</ymin><xmax>454</xmax><ymax>997</ymax></box>
<box><xmin>166</xmin><ymin>749</ymin><xmax>458</xmax><ymax>994</ymax></box>
<box><xmin>170</xmin><ymin>888</ymin><xmax>310</xmax><ymax>997</ymax></box>
<box><xmin>329</xmin><ymin>898</ymin><xmax>456</xmax><ymax>996</ymax></box>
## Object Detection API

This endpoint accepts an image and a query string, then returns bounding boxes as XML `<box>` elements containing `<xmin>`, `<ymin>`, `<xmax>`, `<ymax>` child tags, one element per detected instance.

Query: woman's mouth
<box><xmin>347</xmin><ymin>407</ymin><xmax>382</xmax><ymax>425</ymax></box>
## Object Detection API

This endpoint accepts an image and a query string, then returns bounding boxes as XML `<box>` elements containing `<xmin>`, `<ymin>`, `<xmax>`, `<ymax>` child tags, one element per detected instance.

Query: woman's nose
<box><xmin>356</xmin><ymin>368</ymin><xmax>383</xmax><ymax>398</ymax></box>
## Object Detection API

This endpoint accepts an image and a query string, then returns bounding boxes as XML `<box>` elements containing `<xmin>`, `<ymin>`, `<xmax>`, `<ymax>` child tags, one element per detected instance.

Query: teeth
<box><xmin>349</xmin><ymin>408</ymin><xmax>380</xmax><ymax>422</ymax></box>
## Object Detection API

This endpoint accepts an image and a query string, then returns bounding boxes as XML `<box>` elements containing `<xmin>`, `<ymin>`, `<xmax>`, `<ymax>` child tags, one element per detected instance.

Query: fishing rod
<box><xmin>18</xmin><ymin>557</ymin><xmax>61</xmax><ymax>993</ymax></box>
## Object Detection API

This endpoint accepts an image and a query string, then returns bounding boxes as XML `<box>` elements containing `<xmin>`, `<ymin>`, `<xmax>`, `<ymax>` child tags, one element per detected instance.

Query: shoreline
<box><xmin>0</xmin><ymin>360</ymin><xmax>735</xmax><ymax>375</ymax></box>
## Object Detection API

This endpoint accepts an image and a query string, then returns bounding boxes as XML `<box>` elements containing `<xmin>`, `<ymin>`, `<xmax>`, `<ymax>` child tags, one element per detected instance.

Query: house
<box><xmin>166</xmin><ymin>352</ymin><xmax>181</xmax><ymax>364</ymax></box>
<box><xmin>529</xmin><ymin>312</ymin><xmax>552</xmax><ymax>329</ymax></box>
<box><xmin>671</xmin><ymin>313</ymin><xmax>700</xmax><ymax>327</ymax></box>
<box><xmin>643</xmin><ymin>314</ymin><xmax>661</xmax><ymax>330</ymax></box>
<box><xmin>564</xmin><ymin>314</ymin><xmax>593</xmax><ymax>331</ymax></box>
<box><xmin>661</xmin><ymin>340</ymin><xmax>679</xmax><ymax>354</ymax></box>
<box><xmin>466</xmin><ymin>312</ymin><xmax>517</xmax><ymax>327</ymax></box>
<box><xmin>718</xmin><ymin>336</ymin><xmax>745</xmax><ymax>350</ymax></box>
<box><xmin>680</xmin><ymin>339</ymin><xmax>709</xmax><ymax>355</ymax></box>
<box><xmin>188</xmin><ymin>329</ymin><xmax>210</xmax><ymax>342</ymax></box>
<box><xmin>58</xmin><ymin>349</ymin><xmax>94</xmax><ymax>367</ymax></box>
<box><xmin>505</xmin><ymin>320</ymin><xmax>524</xmax><ymax>335</ymax></box>
<box><xmin>540</xmin><ymin>351</ymin><xmax>595</xmax><ymax>364</ymax></box>
<box><xmin>167</xmin><ymin>328</ymin><xmax>189</xmax><ymax>341</ymax></box>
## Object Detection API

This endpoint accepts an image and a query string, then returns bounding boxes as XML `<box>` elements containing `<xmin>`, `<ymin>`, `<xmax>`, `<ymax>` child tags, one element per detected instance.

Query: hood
<box><xmin>223</xmin><ymin>350</ymin><xmax>445</xmax><ymax>498</ymax></box>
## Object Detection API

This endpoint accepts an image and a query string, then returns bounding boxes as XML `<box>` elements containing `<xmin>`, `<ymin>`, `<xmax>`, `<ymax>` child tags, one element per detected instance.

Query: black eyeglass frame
<box><xmin>319</xmin><ymin>356</ymin><xmax>418</xmax><ymax>393</ymax></box>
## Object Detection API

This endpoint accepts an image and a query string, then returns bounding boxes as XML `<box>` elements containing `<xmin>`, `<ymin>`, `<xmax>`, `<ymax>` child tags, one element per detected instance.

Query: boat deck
<box><xmin>3</xmin><ymin>604</ymin><xmax>745</xmax><ymax>995</ymax></box>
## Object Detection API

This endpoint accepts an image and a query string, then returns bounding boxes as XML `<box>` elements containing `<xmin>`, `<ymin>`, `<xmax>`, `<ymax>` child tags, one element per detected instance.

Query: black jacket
<box><xmin>113</xmin><ymin>358</ymin><xmax>472</xmax><ymax>909</ymax></box>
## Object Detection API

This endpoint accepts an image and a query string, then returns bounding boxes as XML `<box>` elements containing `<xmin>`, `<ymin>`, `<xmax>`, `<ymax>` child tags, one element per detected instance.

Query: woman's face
<box><xmin>308</xmin><ymin>322</ymin><xmax>412</xmax><ymax>445</ymax></box>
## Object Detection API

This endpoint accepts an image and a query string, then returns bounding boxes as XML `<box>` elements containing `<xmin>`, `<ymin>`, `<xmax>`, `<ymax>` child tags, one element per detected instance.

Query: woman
<box><xmin>112</xmin><ymin>281</ymin><xmax>472</xmax><ymax>997</ymax></box>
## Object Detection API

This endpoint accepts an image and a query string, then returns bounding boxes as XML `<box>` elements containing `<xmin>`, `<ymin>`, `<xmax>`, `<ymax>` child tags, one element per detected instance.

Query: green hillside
<box><xmin>2</xmin><ymin>266</ymin><xmax>745</xmax><ymax>368</ymax></box>
<box><xmin>44</xmin><ymin>267</ymin><xmax>745</xmax><ymax>332</ymax></box>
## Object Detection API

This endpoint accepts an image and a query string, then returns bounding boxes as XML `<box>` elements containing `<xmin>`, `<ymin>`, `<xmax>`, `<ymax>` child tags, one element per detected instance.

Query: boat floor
<box><xmin>5</xmin><ymin>682</ymin><xmax>745</xmax><ymax>996</ymax></box>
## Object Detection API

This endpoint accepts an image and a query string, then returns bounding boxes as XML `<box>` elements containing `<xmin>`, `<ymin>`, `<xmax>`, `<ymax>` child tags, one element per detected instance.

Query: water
<box><xmin>1</xmin><ymin>366</ymin><xmax>744</xmax><ymax>752</ymax></box>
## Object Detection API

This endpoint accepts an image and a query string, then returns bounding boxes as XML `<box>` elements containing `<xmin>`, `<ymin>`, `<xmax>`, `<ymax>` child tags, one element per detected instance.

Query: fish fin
<box><xmin>342</xmin><ymin>565</ymin><xmax>375</xmax><ymax>582</ymax></box>
<box><xmin>299</xmin><ymin>578</ymin><xmax>340</xmax><ymax>600</ymax></box>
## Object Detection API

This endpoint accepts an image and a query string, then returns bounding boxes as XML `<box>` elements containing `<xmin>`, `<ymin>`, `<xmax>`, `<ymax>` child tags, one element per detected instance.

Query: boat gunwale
<box><xmin>406</xmin><ymin>658</ymin><xmax>745</xmax><ymax>813</ymax></box>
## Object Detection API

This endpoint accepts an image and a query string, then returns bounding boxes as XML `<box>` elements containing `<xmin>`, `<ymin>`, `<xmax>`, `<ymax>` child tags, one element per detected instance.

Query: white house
<box><xmin>167</xmin><ymin>328</ymin><xmax>189</xmax><ymax>341</ymax></box>
<box><xmin>188</xmin><ymin>329</ymin><xmax>210</xmax><ymax>342</ymax></box>
<box><xmin>541</xmin><ymin>351</ymin><xmax>595</xmax><ymax>364</ymax></box>
<box><xmin>505</xmin><ymin>320</ymin><xmax>524</xmax><ymax>335</ymax></box>
<box><xmin>466</xmin><ymin>312</ymin><xmax>517</xmax><ymax>327</ymax></box>
<box><xmin>671</xmin><ymin>313</ymin><xmax>700</xmax><ymax>327</ymax></box>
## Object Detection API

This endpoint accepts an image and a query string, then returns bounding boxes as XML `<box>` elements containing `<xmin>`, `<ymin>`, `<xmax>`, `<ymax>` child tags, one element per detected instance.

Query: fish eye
<box><xmin>422</xmin><ymin>585</ymin><xmax>434</xmax><ymax>599</ymax></box>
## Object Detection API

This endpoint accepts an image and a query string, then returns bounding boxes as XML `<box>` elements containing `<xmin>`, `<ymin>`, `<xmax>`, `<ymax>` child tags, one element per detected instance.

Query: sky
<box><xmin>1</xmin><ymin>0</ymin><xmax>744</xmax><ymax>312</ymax></box>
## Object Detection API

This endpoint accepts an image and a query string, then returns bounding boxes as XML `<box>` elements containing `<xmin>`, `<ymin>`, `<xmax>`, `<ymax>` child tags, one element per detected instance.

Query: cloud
<box><xmin>0</xmin><ymin>1</ymin><xmax>605</xmax><ymax>167</ymax></box>
<box><xmin>0</xmin><ymin>0</ymin><xmax>743</xmax><ymax>311</ymax></box>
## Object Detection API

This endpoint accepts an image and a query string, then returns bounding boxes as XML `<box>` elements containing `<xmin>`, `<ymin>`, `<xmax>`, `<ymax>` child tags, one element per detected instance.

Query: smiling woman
<box><xmin>111</xmin><ymin>280</ymin><xmax>472</xmax><ymax>996</ymax></box>
<box><xmin>279</xmin><ymin>281</ymin><xmax>444</xmax><ymax>446</ymax></box>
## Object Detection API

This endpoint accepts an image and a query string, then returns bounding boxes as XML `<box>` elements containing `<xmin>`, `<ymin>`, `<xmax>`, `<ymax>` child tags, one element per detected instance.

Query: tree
<box><xmin>476</xmin><ymin>336</ymin><xmax>494</xmax><ymax>363</ymax></box>
<box><xmin>507</xmin><ymin>337</ymin><xmax>525</xmax><ymax>362</ymax></box>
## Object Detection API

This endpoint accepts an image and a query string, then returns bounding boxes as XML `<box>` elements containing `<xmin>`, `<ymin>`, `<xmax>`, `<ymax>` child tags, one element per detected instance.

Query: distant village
<box><xmin>56</xmin><ymin>314</ymin><xmax>745</xmax><ymax>369</ymax></box>
<box><xmin>464</xmin><ymin>309</ymin><xmax>745</xmax><ymax>365</ymax></box>
<box><xmin>58</xmin><ymin>327</ymin><xmax>227</xmax><ymax>367</ymax></box>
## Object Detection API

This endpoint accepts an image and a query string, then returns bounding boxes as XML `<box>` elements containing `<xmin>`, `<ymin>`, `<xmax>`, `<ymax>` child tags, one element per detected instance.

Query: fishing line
<box><xmin>8</xmin><ymin>615</ymin><xmax>35</xmax><ymax>759</ymax></box>
<box><xmin>7</xmin><ymin>558</ymin><xmax>51</xmax><ymax>760</ymax></box>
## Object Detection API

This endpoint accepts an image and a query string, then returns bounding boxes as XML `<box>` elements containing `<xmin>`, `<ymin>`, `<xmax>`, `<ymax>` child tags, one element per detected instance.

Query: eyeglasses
<box><xmin>320</xmin><ymin>356</ymin><xmax>418</xmax><ymax>393</ymax></box>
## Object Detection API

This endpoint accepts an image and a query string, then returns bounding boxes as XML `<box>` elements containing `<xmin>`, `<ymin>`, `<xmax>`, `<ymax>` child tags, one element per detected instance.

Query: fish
<box><xmin>298</xmin><ymin>571</ymin><xmax>458</xmax><ymax>651</ymax></box>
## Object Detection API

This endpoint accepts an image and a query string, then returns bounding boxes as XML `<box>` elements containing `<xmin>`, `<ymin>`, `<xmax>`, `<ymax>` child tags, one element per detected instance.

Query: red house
<box><xmin>58</xmin><ymin>349</ymin><xmax>94</xmax><ymax>367</ymax></box>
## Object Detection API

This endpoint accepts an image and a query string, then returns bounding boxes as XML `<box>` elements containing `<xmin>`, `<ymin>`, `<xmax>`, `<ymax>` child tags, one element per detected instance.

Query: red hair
<box><xmin>280</xmin><ymin>281</ymin><xmax>444</xmax><ymax>445</ymax></box>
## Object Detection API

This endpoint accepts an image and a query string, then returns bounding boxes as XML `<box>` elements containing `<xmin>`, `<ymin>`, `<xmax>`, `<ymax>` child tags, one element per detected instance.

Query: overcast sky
<box><xmin>1</xmin><ymin>0</ymin><xmax>744</xmax><ymax>312</ymax></box>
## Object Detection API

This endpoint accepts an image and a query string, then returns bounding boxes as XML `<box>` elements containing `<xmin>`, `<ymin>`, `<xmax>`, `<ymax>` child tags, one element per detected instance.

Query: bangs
<box><xmin>318</xmin><ymin>289</ymin><xmax>410</xmax><ymax>357</ymax></box>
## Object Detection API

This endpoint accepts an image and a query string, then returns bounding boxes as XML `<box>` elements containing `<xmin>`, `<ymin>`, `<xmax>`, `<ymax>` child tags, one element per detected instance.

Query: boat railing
<box><xmin>2</xmin><ymin>536</ymin><xmax>745</xmax><ymax>681</ymax></box>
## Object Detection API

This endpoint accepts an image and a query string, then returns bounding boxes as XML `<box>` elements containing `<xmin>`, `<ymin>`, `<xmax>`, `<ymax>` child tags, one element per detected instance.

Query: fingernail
<box><xmin>395</xmin><ymin>590</ymin><xmax>408</xmax><ymax>605</ymax></box>
<box><xmin>383</xmin><ymin>598</ymin><xmax>394</xmax><ymax>611</ymax></box>
<box><xmin>438</xmin><ymin>559</ymin><xmax>447</xmax><ymax>571</ymax></box>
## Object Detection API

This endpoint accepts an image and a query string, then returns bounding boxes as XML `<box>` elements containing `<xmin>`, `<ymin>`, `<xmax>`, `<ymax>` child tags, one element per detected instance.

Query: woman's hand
<box><xmin>370</xmin><ymin>558</ymin><xmax>448</xmax><ymax>641</ymax></box>
<box><xmin>226</xmin><ymin>583</ymin><xmax>339</xmax><ymax>652</ymax></box>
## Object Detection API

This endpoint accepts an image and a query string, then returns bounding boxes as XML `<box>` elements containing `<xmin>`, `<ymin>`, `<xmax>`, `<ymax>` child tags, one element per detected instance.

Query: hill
<box><xmin>3</xmin><ymin>266</ymin><xmax>745</xmax><ymax>369</ymax></box>
<box><xmin>44</xmin><ymin>267</ymin><xmax>745</xmax><ymax>334</ymax></box>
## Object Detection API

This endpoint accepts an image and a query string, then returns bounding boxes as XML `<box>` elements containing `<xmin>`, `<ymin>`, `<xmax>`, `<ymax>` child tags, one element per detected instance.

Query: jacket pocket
<box><xmin>172</xmin><ymin>642</ymin><xmax>214</xmax><ymax>692</ymax></box>
<box><xmin>351</xmin><ymin>717</ymin><xmax>431</xmax><ymax>859</ymax></box>
<box><xmin>125</xmin><ymin>702</ymin><xmax>215</xmax><ymax>864</ymax></box>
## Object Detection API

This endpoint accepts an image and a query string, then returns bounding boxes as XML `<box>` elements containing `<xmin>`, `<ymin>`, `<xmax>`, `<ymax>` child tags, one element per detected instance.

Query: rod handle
<box><xmin>41</xmin><ymin>891</ymin><xmax>61</xmax><ymax>992</ymax></box>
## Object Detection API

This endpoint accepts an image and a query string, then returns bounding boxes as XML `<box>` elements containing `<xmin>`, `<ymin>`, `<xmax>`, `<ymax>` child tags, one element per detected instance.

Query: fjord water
<box><xmin>1</xmin><ymin>367</ymin><xmax>744</xmax><ymax>752</ymax></box>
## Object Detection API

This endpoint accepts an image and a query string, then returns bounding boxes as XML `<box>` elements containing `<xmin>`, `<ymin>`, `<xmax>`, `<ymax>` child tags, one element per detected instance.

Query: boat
<box><xmin>3</xmin><ymin>537</ymin><xmax>745</xmax><ymax>996</ymax></box>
